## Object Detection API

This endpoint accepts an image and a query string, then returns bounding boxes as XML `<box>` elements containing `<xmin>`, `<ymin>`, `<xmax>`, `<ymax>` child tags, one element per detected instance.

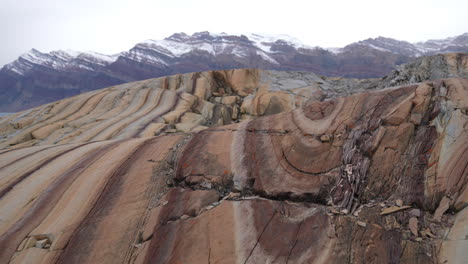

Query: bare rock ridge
<box><xmin>0</xmin><ymin>62</ymin><xmax>467</xmax><ymax>263</ymax></box>
<box><xmin>1</xmin><ymin>31</ymin><xmax>467</xmax><ymax>112</ymax></box>
<box><xmin>0</xmin><ymin>69</ymin><xmax>379</xmax><ymax>149</ymax></box>
<box><xmin>381</xmin><ymin>53</ymin><xmax>468</xmax><ymax>87</ymax></box>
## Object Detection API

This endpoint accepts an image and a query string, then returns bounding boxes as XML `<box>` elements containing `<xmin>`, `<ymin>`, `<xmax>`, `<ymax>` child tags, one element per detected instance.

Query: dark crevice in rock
<box><xmin>172</xmin><ymin>174</ymin><xmax>330</xmax><ymax>208</ymax></box>
<box><xmin>204</xmin><ymin>128</ymin><xmax>292</xmax><ymax>135</ymax></box>
<box><xmin>137</xmin><ymin>232</ymin><xmax>153</xmax><ymax>244</ymax></box>
<box><xmin>246</xmin><ymin>189</ymin><xmax>329</xmax><ymax>205</ymax></box>
<box><xmin>211</xmin><ymin>71</ymin><xmax>234</xmax><ymax>95</ymax></box>
<box><xmin>164</xmin><ymin>134</ymin><xmax>193</xmax><ymax>187</ymax></box>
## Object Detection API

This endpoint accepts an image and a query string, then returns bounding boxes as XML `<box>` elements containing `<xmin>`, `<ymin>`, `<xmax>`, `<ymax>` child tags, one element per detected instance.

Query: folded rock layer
<box><xmin>0</xmin><ymin>72</ymin><xmax>466</xmax><ymax>263</ymax></box>
<box><xmin>0</xmin><ymin>69</ymin><xmax>378</xmax><ymax>149</ymax></box>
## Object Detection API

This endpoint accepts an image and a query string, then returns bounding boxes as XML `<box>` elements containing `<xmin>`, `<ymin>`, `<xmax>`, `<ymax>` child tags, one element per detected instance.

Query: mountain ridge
<box><xmin>1</xmin><ymin>32</ymin><xmax>467</xmax><ymax>112</ymax></box>
<box><xmin>5</xmin><ymin>32</ymin><xmax>468</xmax><ymax>72</ymax></box>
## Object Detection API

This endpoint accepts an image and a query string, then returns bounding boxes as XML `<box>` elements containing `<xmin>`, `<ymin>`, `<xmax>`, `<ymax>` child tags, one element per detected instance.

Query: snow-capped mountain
<box><xmin>124</xmin><ymin>31</ymin><xmax>316</xmax><ymax>64</ymax></box>
<box><xmin>5</xmin><ymin>49</ymin><xmax>120</xmax><ymax>75</ymax></box>
<box><xmin>331</xmin><ymin>33</ymin><xmax>468</xmax><ymax>57</ymax></box>
<box><xmin>339</xmin><ymin>37</ymin><xmax>424</xmax><ymax>57</ymax></box>
<box><xmin>1</xmin><ymin>31</ymin><xmax>467</xmax><ymax>112</ymax></box>
<box><xmin>5</xmin><ymin>32</ymin><xmax>468</xmax><ymax>77</ymax></box>
<box><xmin>118</xmin><ymin>31</ymin><xmax>315</xmax><ymax>68</ymax></box>
<box><xmin>414</xmin><ymin>33</ymin><xmax>468</xmax><ymax>54</ymax></box>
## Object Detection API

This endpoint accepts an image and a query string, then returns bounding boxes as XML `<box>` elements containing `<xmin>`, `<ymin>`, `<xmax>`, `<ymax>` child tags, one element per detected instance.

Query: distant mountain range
<box><xmin>1</xmin><ymin>31</ymin><xmax>467</xmax><ymax>112</ymax></box>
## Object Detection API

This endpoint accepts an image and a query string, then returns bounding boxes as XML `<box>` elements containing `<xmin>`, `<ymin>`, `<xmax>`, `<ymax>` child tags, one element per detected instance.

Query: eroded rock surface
<box><xmin>0</xmin><ymin>69</ymin><xmax>377</xmax><ymax>149</ymax></box>
<box><xmin>381</xmin><ymin>53</ymin><xmax>468</xmax><ymax>87</ymax></box>
<box><xmin>0</xmin><ymin>73</ymin><xmax>467</xmax><ymax>263</ymax></box>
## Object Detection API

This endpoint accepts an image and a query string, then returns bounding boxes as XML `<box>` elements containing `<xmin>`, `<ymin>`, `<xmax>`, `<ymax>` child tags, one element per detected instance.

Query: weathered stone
<box><xmin>421</xmin><ymin>228</ymin><xmax>436</xmax><ymax>238</ymax></box>
<box><xmin>231</xmin><ymin>106</ymin><xmax>239</xmax><ymax>120</ymax></box>
<box><xmin>34</xmin><ymin>239</ymin><xmax>50</xmax><ymax>249</ymax></box>
<box><xmin>221</xmin><ymin>96</ymin><xmax>238</xmax><ymax>105</ymax></box>
<box><xmin>433</xmin><ymin>196</ymin><xmax>451</xmax><ymax>222</ymax></box>
<box><xmin>357</xmin><ymin>221</ymin><xmax>367</xmax><ymax>227</ymax></box>
<box><xmin>383</xmin><ymin>215</ymin><xmax>401</xmax><ymax>230</ymax></box>
<box><xmin>409</xmin><ymin>217</ymin><xmax>419</xmax><ymax>236</ymax></box>
<box><xmin>409</xmin><ymin>209</ymin><xmax>421</xmax><ymax>217</ymax></box>
<box><xmin>320</xmin><ymin>134</ymin><xmax>331</xmax><ymax>142</ymax></box>
<box><xmin>396</xmin><ymin>199</ymin><xmax>403</xmax><ymax>207</ymax></box>
<box><xmin>179</xmin><ymin>215</ymin><xmax>189</xmax><ymax>220</ymax></box>
<box><xmin>381</xmin><ymin>206</ymin><xmax>412</xmax><ymax>215</ymax></box>
<box><xmin>223</xmin><ymin>192</ymin><xmax>241</xmax><ymax>200</ymax></box>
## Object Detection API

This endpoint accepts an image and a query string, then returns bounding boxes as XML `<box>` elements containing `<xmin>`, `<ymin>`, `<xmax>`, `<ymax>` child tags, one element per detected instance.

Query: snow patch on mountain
<box><xmin>245</xmin><ymin>33</ymin><xmax>315</xmax><ymax>52</ymax></box>
<box><xmin>141</xmin><ymin>39</ymin><xmax>216</xmax><ymax>57</ymax></box>
<box><xmin>122</xmin><ymin>48</ymin><xmax>169</xmax><ymax>66</ymax></box>
<box><xmin>363</xmin><ymin>43</ymin><xmax>392</xmax><ymax>53</ymax></box>
<box><xmin>82</xmin><ymin>51</ymin><xmax>120</xmax><ymax>63</ymax></box>
<box><xmin>325</xmin><ymin>47</ymin><xmax>342</xmax><ymax>54</ymax></box>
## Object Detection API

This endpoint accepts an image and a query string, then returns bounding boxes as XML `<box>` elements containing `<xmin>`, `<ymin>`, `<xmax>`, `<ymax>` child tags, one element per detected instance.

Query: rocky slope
<box><xmin>0</xmin><ymin>69</ymin><xmax>379</xmax><ymax>149</ymax></box>
<box><xmin>0</xmin><ymin>66</ymin><xmax>467</xmax><ymax>263</ymax></box>
<box><xmin>380</xmin><ymin>53</ymin><xmax>468</xmax><ymax>87</ymax></box>
<box><xmin>1</xmin><ymin>32</ymin><xmax>467</xmax><ymax>112</ymax></box>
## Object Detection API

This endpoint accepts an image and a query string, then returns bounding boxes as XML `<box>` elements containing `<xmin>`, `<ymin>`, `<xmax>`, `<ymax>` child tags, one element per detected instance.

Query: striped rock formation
<box><xmin>0</xmin><ymin>69</ymin><xmax>378</xmax><ymax>149</ymax></box>
<box><xmin>0</xmin><ymin>70</ymin><xmax>467</xmax><ymax>263</ymax></box>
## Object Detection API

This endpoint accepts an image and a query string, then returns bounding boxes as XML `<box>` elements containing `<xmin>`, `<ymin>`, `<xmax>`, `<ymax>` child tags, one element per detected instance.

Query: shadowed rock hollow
<box><xmin>0</xmin><ymin>66</ymin><xmax>467</xmax><ymax>263</ymax></box>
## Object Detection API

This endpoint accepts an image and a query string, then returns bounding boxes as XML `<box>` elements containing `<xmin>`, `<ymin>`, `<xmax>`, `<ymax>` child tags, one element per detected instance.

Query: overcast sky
<box><xmin>1</xmin><ymin>0</ymin><xmax>467</xmax><ymax>66</ymax></box>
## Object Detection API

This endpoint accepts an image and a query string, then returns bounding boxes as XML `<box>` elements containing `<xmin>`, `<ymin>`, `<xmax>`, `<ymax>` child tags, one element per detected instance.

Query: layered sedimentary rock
<box><xmin>0</xmin><ymin>69</ymin><xmax>377</xmax><ymax>149</ymax></box>
<box><xmin>0</xmin><ymin>70</ymin><xmax>466</xmax><ymax>263</ymax></box>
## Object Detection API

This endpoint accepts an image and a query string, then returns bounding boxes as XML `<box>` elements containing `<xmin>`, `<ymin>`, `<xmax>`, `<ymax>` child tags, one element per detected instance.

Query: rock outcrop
<box><xmin>0</xmin><ymin>69</ymin><xmax>377</xmax><ymax>149</ymax></box>
<box><xmin>0</xmin><ymin>67</ymin><xmax>466</xmax><ymax>263</ymax></box>
<box><xmin>381</xmin><ymin>53</ymin><xmax>468</xmax><ymax>87</ymax></box>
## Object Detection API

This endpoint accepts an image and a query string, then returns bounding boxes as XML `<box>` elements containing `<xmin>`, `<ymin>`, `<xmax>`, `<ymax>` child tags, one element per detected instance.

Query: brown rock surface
<box><xmin>0</xmin><ymin>70</ymin><xmax>467</xmax><ymax>263</ymax></box>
